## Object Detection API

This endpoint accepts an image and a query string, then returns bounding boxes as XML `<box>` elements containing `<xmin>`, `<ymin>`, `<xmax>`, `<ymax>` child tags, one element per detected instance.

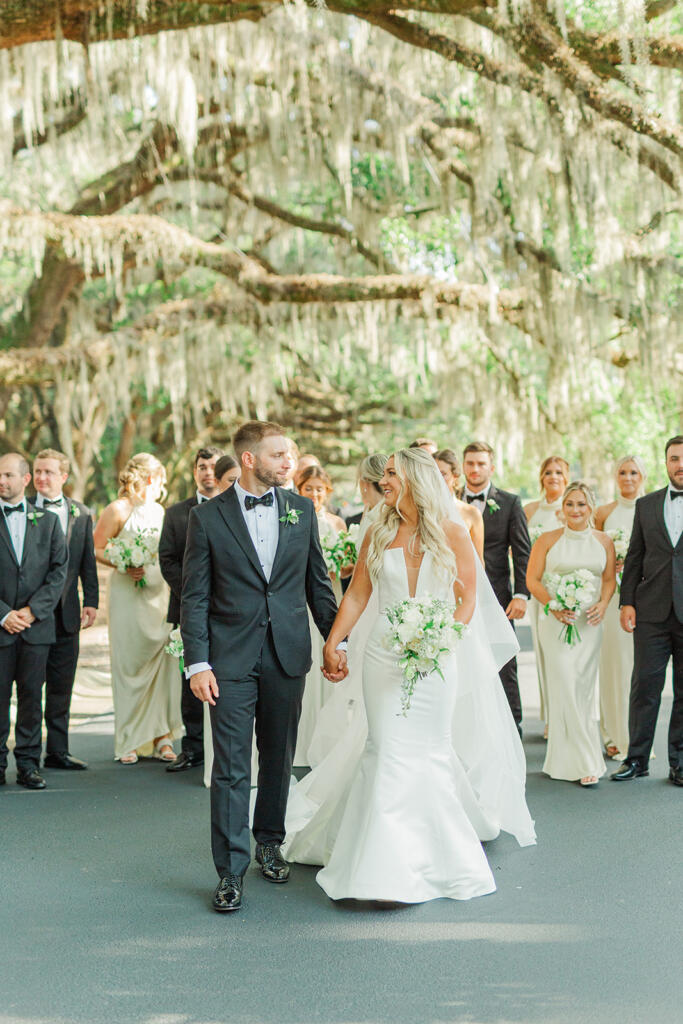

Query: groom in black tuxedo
<box><xmin>159</xmin><ymin>445</ymin><xmax>223</xmax><ymax>773</ymax></box>
<box><xmin>32</xmin><ymin>449</ymin><xmax>99</xmax><ymax>771</ymax></box>
<box><xmin>0</xmin><ymin>453</ymin><xmax>68</xmax><ymax>789</ymax></box>
<box><xmin>613</xmin><ymin>435</ymin><xmax>683</xmax><ymax>786</ymax></box>
<box><xmin>181</xmin><ymin>421</ymin><xmax>344</xmax><ymax>912</ymax></box>
<box><xmin>462</xmin><ymin>442</ymin><xmax>531</xmax><ymax>729</ymax></box>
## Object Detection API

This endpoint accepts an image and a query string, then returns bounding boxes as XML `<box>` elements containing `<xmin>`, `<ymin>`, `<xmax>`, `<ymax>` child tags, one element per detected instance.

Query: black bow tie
<box><xmin>244</xmin><ymin>493</ymin><xmax>274</xmax><ymax>510</ymax></box>
<box><xmin>3</xmin><ymin>504</ymin><xmax>23</xmax><ymax>516</ymax></box>
<box><xmin>670</xmin><ymin>490</ymin><xmax>683</xmax><ymax>500</ymax></box>
<box><xmin>466</xmin><ymin>493</ymin><xmax>486</xmax><ymax>504</ymax></box>
<box><xmin>43</xmin><ymin>498</ymin><xmax>64</xmax><ymax>507</ymax></box>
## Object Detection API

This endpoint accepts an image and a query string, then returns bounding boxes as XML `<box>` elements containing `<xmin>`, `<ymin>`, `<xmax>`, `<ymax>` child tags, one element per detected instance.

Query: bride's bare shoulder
<box><xmin>441</xmin><ymin>518</ymin><xmax>468</xmax><ymax>545</ymax></box>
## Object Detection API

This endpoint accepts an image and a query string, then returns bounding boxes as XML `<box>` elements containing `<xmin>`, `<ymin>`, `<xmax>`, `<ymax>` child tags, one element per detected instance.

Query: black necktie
<box><xmin>3</xmin><ymin>505</ymin><xmax>23</xmax><ymax>516</ymax></box>
<box><xmin>670</xmin><ymin>490</ymin><xmax>683</xmax><ymax>500</ymax></box>
<box><xmin>44</xmin><ymin>498</ymin><xmax>63</xmax><ymax>507</ymax></box>
<box><xmin>244</xmin><ymin>493</ymin><xmax>274</xmax><ymax>510</ymax></box>
<box><xmin>466</xmin><ymin>493</ymin><xmax>485</xmax><ymax>504</ymax></box>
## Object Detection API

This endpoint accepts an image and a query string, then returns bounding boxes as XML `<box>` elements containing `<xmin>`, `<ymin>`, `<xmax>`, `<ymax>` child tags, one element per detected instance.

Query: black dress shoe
<box><xmin>16</xmin><ymin>769</ymin><xmax>47</xmax><ymax>789</ymax></box>
<box><xmin>611</xmin><ymin>759</ymin><xmax>648</xmax><ymax>781</ymax></box>
<box><xmin>166</xmin><ymin>750</ymin><xmax>204</xmax><ymax>773</ymax></box>
<box><xmin>43</xmin><ymin>752</ymin><xmax>88</xmax><ymax>770</ymax></box>
<box><xmin>669</xmin><ymin>766</ymin><xmax>683</xmax><ymax>787</ymax></box>
<box><xmin>255</xmin><ymin>842</ymin><xmax>290</xmax><ymax>883</ymax></box>
<box><xmin>213</xmin><ymin>874</ymin><xmax>243</xmax><ymax>912</ymax></box>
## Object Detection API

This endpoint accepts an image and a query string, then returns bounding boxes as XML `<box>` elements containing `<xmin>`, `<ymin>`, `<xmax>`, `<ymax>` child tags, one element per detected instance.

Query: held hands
<box><xmin>505</xmin><ymin>597</ymin><xmax>527</xmax><ymax>620</ymax></box>
<box><xmin>2</xmin><ymin>609</ymin><xmax>30</xmax><ymax>634</ymax></box>
<box><xmin>190</xmin><ymin>669</ymin><xmax>220</xmax><ymax>706</ymax></box>
<box><xmin>322</xmin><ymin>646</ymin><xmax>348</xmax><ymax>683</ymax></box>
<box><xmin>620</xmin><ymin>605</ymin><xmax>636</xmax><ymax>633</ymax></box>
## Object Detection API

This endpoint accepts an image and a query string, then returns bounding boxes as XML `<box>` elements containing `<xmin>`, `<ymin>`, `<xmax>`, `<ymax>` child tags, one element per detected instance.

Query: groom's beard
<box><xmin>254</xmin><ymin>464</ymin><xmax>287</xmax><ymax>489</ymax></box>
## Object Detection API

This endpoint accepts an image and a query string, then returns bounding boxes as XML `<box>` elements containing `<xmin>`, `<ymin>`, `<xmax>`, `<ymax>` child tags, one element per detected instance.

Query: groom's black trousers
<box><xmin>209</xmin><ymin>627</ymin><xmax>306</xmax><ymax>878</ymax></box>
<box><xmin>627</xmin><ymin>611</ymin><xmax>683</xmax><ymax>768</ymax></box>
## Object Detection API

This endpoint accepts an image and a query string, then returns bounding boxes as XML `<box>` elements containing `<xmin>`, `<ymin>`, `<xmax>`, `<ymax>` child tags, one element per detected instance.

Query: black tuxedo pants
<box><xmin>44</xmin><ymin>605</ymin><xmax>80</xmax><ymax>755</ymax></box>
<box><xmin>209</xmin><ymin>627</ymin><xmax>305</xmax><ymax>878</ymax></box>
<box><xmin>179</xmin><ymin>663</ymin><xmax>204</xmax><ymax>756</ymax></box>
<box><xmin>0</xmin><ymin>637</ymin><xmax>50</xmax><ymax>772</ymax></box>
<box><xmin>627</xmin><ymin>611</ymin><xmax>683</xmax><ymax>768</ymax></box>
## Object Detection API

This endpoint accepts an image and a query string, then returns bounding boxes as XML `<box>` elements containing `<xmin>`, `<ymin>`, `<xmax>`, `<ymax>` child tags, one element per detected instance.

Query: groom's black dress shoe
<box><xmin>44</xmin><ymin>752</ymin><xmax>88</xmax><ymax>770</ymax></box>
<box><xmin>255</xmin><ymin>842</ymin><xmax>290</xmax><ymax>883</ymax></box>
<box><xmin>213</xmin><ymin>874</ymin><xmax>243</xmax><ymax>912</ymax></box>
<box><xmin>16</xmin><ymin>769</ymin><xmax>46</xmax><ymax>789</ymax></box>
<box><xmin>611</xmin><ymin>759</ymin><xmax>648</xmax><ymax>781</ymax></box>
<box><xmin>166</xmin><ymin>750</ymin><xmax>203</xmax><ymax>773</ymax></box>
<box><xmin>669</xmin><ymin>766</ymin><xmax>683</xmax><ymax>787</ymax></box>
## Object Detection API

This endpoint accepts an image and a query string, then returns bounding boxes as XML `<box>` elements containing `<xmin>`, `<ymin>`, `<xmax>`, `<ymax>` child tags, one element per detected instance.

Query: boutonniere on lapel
<box><xmin>486</xmin><ymin>498</ymin><xmax>501</xmax><ymax>515</ymax></box>
<box><xmin>279</xmin><ymin>502</ymin><xmax>301</xmax><ymax>527</ymax></box>
<box><xmin>28</xmin><ymin>510</ymin><xmax>45</xmax><ymax>525</ymax></box>
<box><xmin>70</xmin><ymin>504</ymin><xmax>81</xmax><ymax>519</ymax></box>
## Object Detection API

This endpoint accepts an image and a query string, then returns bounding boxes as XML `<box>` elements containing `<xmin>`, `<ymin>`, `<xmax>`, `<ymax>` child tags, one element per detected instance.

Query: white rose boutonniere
<box><xmin>279</xmin><ymin>502</ymin><xmax>301</xmax><ymax>527</ymax></box>
<box><xmin>28</xmin><ymin>510</ymin><xmax>45</xmax><ymax>525</ymax></box>
<box><xmin>70</xmin><ymin>504</ymin><xmax>81</xmax><ymax>519</ymax></box>
<box><xmin>486</xmin><ymin>498</ymin><xmax>501</xmax><ymax>515</ymax></box>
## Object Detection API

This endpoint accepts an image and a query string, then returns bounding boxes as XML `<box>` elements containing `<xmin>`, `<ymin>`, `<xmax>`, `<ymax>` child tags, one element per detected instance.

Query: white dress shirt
<box><xmin>0</xmin><ymin>497</ymin><xmax>27</xmax><ymax>627</ymax></box>
<box><xmin>186</xmin><ymin>482</ymin><xmax>279</xmax><ymax>678</ymax></box>
<box><xmin>664</xmin><ymin>487</ymin><xmax>683</xmax><ymax>547</ymax></box>
<box><xmin>35</xmin><ymin>492</ymin><xmax>69</xmax><ymax>535</ymax></box>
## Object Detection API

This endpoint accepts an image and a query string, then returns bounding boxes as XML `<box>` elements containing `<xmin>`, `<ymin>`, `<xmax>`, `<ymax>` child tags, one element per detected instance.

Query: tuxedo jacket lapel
<box><xmin>654</xmin><ymin>489</ymin><xmax>674</xmax><ymax>550</ymax></box>
<box><xmin>216</xmin><ymin>485</ymin><xmax>267</xmax><ymax>582</ymax></box>
<box><xmin>0</xmin><ymin>515</ymin><xmax>18</xmax><ymax>566</ymax></box>
<box><xmin>270</xmin><ymin>489</ymin><xmax>292</xmax><ymax>581</ymax></box>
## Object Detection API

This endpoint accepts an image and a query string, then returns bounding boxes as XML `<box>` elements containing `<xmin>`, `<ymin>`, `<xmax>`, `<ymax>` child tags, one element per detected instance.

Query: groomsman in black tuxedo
<box><xmin>159</xmin><ymin>446</ymin><xmax>223</xmax><ymax>773</ymax></box>
<box><xmin>462</xmin><ymin>441</ymin><xmax>531</xmax><ymax>730</ymax></box>
<box><xmin>613</xmin><ymin>435</ymin><xmax>683</xmax><ymax>787</ymax></box>
<box><xmin>33</xmin><ymin>449</ymin><xmax>99</xmax><ymax>770</ymax></box>
<box><xmin>0</xmin><ymin>453</ymin><xmax>68</xmax><ymax>789</ymax></box>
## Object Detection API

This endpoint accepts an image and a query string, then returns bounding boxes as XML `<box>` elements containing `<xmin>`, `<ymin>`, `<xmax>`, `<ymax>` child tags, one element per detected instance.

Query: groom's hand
<box><xmin>322</xmin><ymin>648</ymin><xmax>348</xmax><ymax>683</ymax></box>
<box><xmin>190</xmin><ymin>669</ymin><xmax>219</xmax><ymax>705</ymax></box>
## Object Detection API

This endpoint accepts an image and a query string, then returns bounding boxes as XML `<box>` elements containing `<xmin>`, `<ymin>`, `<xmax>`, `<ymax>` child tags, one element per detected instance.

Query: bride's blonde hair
<box><xmin>118</xmin><ymin>453</ymin><xmax>166</xmax><ymax>503</ymax></box>
<box><xmin>366</xmin><ymin>448</ymin><xmax>457</xmax><ymax>584</ymax></box>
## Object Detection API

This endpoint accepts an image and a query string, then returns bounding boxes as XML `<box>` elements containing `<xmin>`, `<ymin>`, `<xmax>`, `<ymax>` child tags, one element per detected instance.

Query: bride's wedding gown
<box><xmin>284</xmin><ymin>548</ymin><xmax>504</xmax><ymax>903</ymax></box>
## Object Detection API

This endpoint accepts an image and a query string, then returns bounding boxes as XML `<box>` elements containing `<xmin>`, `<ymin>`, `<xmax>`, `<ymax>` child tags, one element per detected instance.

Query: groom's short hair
<box><xmin>665</xmin><ymin>435</ymin><xmax>683</xmax><ymax>455</ymax></box>
<box><xmin>463</xmin><ymin>441</ymin><xmax>494</xmax><ymax>461</ymax></box>
<box><xmin>233</xmin><ymin>420</ymin><xmax>286</xmax><ymax>462</ymax></box>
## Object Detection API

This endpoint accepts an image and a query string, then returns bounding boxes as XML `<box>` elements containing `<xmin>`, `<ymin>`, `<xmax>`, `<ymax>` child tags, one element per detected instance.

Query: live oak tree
<box><xmin>0</xmin><ymin>0</ymin><xmax>680</xmax><ymax>500</ymax></box>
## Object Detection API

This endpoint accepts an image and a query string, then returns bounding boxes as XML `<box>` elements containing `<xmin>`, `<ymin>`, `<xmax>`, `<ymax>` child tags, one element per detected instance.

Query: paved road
<box><xmin>1</xmin><ymin>662</ymin><xmax>678</xmax><ymax>1024</ymax></box>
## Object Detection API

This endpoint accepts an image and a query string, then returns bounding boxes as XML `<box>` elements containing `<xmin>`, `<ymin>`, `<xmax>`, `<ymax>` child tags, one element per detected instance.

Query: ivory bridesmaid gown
<box><xmin>527</xmin><ymin>498</ymin><xmax>563</xmax><ymax>724</ymax></box>
<box><xmin>599</xmin><ymin>496</ymin><xmax>636</xmax><ymax>758</ymax></box>
<box><xmin>108</xmin><ymin>501</ymin><xmax>183</xmax><ymax>758</ymax></box>
<box><xmin>539</xmin><ymin>527</ymin><xmax>606</xmax><ymax>781</ymax></box>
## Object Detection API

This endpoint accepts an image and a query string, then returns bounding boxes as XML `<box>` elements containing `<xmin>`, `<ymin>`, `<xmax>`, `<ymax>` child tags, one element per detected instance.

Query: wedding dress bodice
<box><xmin>376</xmin><ymin>548</ymin><xmax>449</xmax><ymax>613</ymax></box>
<box><xmin>528</xmin><ymin>498</ymin><xmax>563</xmax><ymax>535</ymax></box>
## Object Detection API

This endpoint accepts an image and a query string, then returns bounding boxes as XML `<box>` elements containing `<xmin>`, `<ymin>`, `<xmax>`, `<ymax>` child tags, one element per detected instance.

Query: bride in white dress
<box><xmin>283</xmin><ymin>448</ymin><xmax>535</xmax><ymax>904</ymax></box>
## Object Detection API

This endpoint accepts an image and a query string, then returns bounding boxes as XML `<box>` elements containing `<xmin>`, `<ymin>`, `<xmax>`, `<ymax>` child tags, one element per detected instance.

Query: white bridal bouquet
<box><xmin>606</xmin><ymin>527</ymin><xmax>629</xmax><ymax>590</ymax></box>
<box><xmin>543</xmin><ymin>569</ymin><xmax>598</xmax><ymax>646</ymax></box>
<box><xmin>384</xmin><ymin>595</ymin><xmax>468</xmax><ymax>716</ymax></box>
<box><xmin>105</xmin><ymin>528</ymin><xmax>159</xmax><ymax>588</ymax></box>
<box><xmin>529</xmin><ymin>525</ymin><xmax>544</xmax><ymax>545</ymax></box>
<box><xmin>164</xmin><ymin>627</ymin><xmax>185</xmax><ymax>672</ymax></box>
<box><xmin>322</xmin><ymin>523</ymin><xmax>360</xmax><ymax>577</ymax></box>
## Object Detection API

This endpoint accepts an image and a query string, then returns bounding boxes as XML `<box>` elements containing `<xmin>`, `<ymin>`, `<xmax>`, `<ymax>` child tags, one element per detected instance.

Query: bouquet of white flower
<box><xmin>105</xmin><ymin>528</ymin><xmax>159</xmax><ymax>588</ymax></box>
<box><xmin>384</xmin><ymin>595</ymin><xmax>468</xmax><ymax>716</ymax></box>
<box><xmin>529</xmin><ymin>525</ymin><xmax>544</xmax><ymax>545</ymax></box>
<box><xmin>543</xmin><ymin>568</ymin><xmax>598</xmax><ymax>645</ymax></box>
<box><xmin>322</xmin><ymin>523</ymin><xmax>360</xmax><ymax>577</ymax></box>
<box><xmin>164</xmin><ymin>627</ymin><xmax>185</xmax><ymax>672</ymax></box>
<box><xmin>606</xmin><ymin>527</ymin><xmax>629</xmax><ymax>591</ymax></box>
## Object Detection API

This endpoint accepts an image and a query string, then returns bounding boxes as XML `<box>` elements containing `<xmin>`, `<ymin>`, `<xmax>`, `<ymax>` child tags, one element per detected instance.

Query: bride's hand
<box><xmin>322</xmin><ymin>646</ymin><xmax>348</xmax><ymax>683</ymax></box>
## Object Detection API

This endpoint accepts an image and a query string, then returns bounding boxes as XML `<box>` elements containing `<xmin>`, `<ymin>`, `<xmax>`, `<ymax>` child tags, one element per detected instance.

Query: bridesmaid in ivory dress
<box><xmin>433</xmin><ymin>448</ymin><xmax>484</xmax><ymax>561</ymax></box>
<box><xmin>527</xmin><ymin>482</ymin><xmax>616</xmax><ymax>786</ymax></box>
<box><xmin>595</xmin><ymin>456</ymin><xmax>646</xmax><ymax>760</ymax></box>
<box><xmin>293</xmin><ymin>465</ymin><xmax>351</xmax><ymax>767</ymax></box>
<box><xmin>94</xmin><ymin>454</ymin><xmax>182</xmax><ymax>764</ymax></box>
<box><xmin>524</xmin><ymin>456</ymin><xmax>570</xmax><ymax>734</ymax></box>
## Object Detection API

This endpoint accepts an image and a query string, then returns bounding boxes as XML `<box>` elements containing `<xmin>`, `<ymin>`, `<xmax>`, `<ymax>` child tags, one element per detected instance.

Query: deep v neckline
<box><xmin>389</xmin><ymin>546</ymin><xmax>425</xmax><ymax>600</ymax></box>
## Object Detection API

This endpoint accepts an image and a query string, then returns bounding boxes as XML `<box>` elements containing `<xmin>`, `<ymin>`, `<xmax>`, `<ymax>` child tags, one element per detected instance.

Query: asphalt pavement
<box><xmin>0</xmin><ymin>647</ymin><xmax>678</xmax><ymax>1024</ymax></box>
